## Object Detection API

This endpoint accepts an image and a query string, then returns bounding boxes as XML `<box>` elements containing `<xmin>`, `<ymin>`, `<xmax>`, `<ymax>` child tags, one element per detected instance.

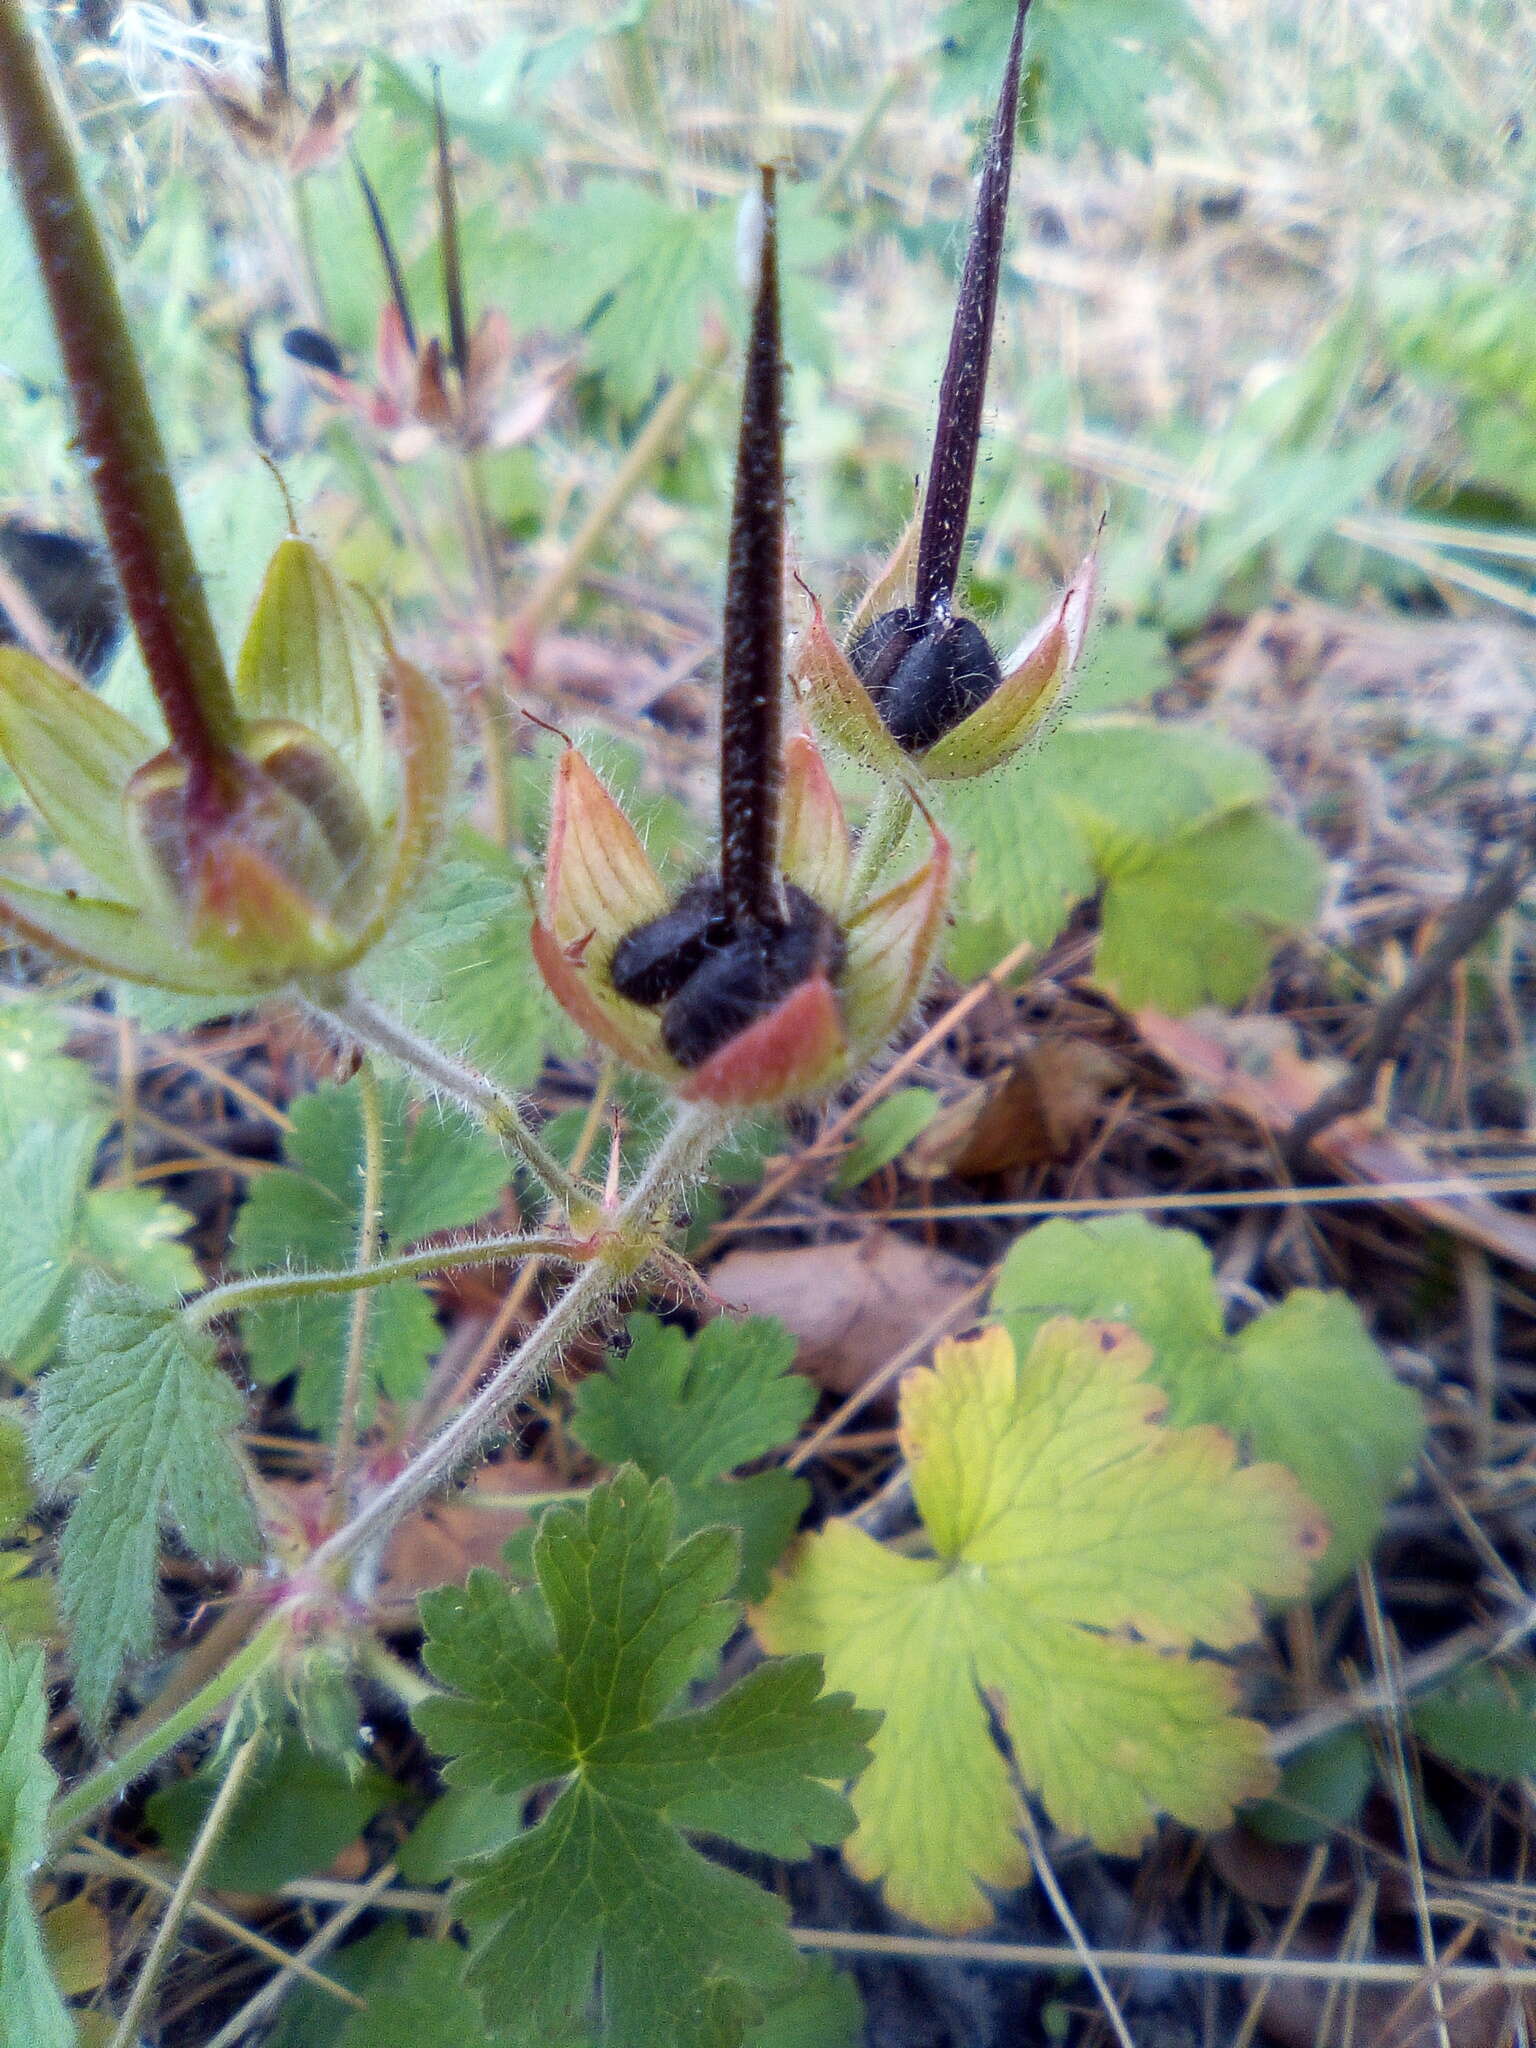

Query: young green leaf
<box><xmin>942</xmin><ymin>716</ymin><xmax>1321</xmax><ymax>1006</ymax></box>
<box><xmin>0</xmin><ymin>1639</ymin><xmax>72</xmax><ymax>2048</ymax></box>
<box><xmin>269</xmin><ymin>1925</ymin><xmax>858</xmax><ymax>2048</ymax></box>
<box><xmin>1093</xmin><ymin>804</ymin><xmax>1325</xmax><ymax>1012</ymax></box>
<box><xmin>359</xmin><ymin>834</ymin><xmax>556</xmax><ymax>1096</ymax></box>
<box><xmin>0</xmin><ymin>1553</ymin><xmax>55</xmax><ymax>1648</ymax></box>
<box><xmin>754</xmin><ymin>1319</ymin><xmax>1324</xmax><ymax>1932</ymax></box>
<box><xmin>1069</xmin><ymin>619</ymin><xmax>1173</xmax><ymax>713</ymax></box>
<box><xmin>32</xmin><ymin>1284</ymin><xmax>259</xmax><ymax>1726</ymax></box>
<box><xmin>1413</xmin><ymin>1665</ymin><xmax>1536</xmax><ymax>1780</ymax></box>
<box><xmin>0</xmin><ymin>1001</ymin><xmax>101</xmax><ymax>1149</ymax></box>
<box><xmin>1383</xmin><ymin>268</ymin><xmax>1536</xmax><ymax>511</ymax></box>
<box><xmin>75</xmin><ymin>1183</ymin><xmax>200</xmax><ymax>1307</ymax></box>
<box><xmin>492</xmin><ymin>181</ymin><xmax>839</xmax><ymax>410</ymax></box>
<box><xmin>231</xmin><ymin>1073</ymin><xmax>509</xmax><ymax>1431</ymax></box>
<box><xmin>268</xmin><ymin>1924</ymin><xmax>532</xmax><ymax>2048</ymax></box>
<box><xmin>0</xmin><ymin>1110</ymin><xmax>196</xmax><ymax>1376</ymax></box>
<box><xmin>397</xmin><ymin>1783</ymin><xmax>528</xmax><ymax>1885</ymax></box>
<box><xmin>146</xmin><ymin>1732</ymin><xmax>398</xmax><ymax>1894</ymax></box>
<box><xmin>745</xmin><ymin>1958</ymin><xmax>864</xmax><ymax>2048</ymax></box>
<box><xmin>943</xmin><ymin>750</ymin><xmax>1096</xmax><ymax>974</ymax></box>
<box><xmin>0</xmin><ymin>1420</ymin><xmax>31</xmax><ymax>1534</ymax></box>
<box><xmin>937</xmin><ymin>0</ymin><xmax>1211</xmax><ymax>161</ymax></box>
<box><xmin>991</xmin><ymin>1215</ymin><xmax>1424</xmax><ymax>1582</ymax></box>
<box><xmin>1245</xmin><ymin>1726</ymin><xmax>1374</xmax><ymax>1847</ymax></box>
<box><xmin>370</xmin><ymin>31</ymin><xmax>575</xmax><ymax>163</ymax></box>
<box><xmin>0</xmin><ymin>1117</ymin><xmax>99</xmax><ymax>1364</ymax></box>
<box><xmin>570</xmin><ymin>1316</ymin><xmax>814</xmax><ymax>1599</ymax></box>
<box><xmin>414</xmin><ymin>1469</ymin><xmax>876</xmax><ymax>2046</ymax></box>
<box><xmin>832</xmin><ymin>1087</ymin><xmax>942</xmax><ymax>1191</ymax></box>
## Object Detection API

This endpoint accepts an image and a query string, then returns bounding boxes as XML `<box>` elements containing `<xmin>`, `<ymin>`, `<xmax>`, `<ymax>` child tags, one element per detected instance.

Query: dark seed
<box><xmin>0</xmin><ymin>522</ymin><xmax>121</xmax><ymax>679</ymax></box>
<box><xmin>848</xmin><ymin>605</ymin><xmax>1002</xmax><ymax>754</ymax></box>
<box><xmin>282</xmin><ymin>326</ymin><xmax>348</xmax><ymax>375</ymax></box>
<box><xmin>610</xmin><ymin>876</ymin><xmax>730</xmax><ymax>1006</ymax></box>
<box><xmin>660</xmin><ymin>885</ymin><xmax>845</xmax><ymax>1068</ymax></box>
<box><xmin>614</xmin><ymin>875</ymin><xmax>844</xmax><ymax>1070</ymax></box>
<box><xmin>847</xmin><ymin>604</ymin><xmax>923</xmax><ymax>703</ymax></box>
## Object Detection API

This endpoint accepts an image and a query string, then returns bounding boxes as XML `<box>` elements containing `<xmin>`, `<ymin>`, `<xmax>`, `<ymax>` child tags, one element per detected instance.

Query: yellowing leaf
<box><xmin>753</xmin><ymin>1319</ymin><xmax>1325</xmax><ymax>1932</ymax></box>
<box><xmin>41</xmin><ymin>1895</ymin><xmax>110</xmax><ymax>1998</ymax></box>
<box><xmin>992</xmin><ymin>1215</ymin><xmax>1425</xmax><ymax>1583</ymax></box>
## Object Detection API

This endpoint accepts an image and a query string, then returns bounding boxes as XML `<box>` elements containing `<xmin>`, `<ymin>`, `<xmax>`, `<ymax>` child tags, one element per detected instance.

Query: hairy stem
<box><xmin>48</xmin><ymin>1612</ymin><xmax>290</xmax><ymax>1849</ymax></box>
<box><xmin>107</xmin><ymin>1731</ymin><xmax>265</xmax><ymax>2048</ymax></box>
<box><xmin>0</xmin><ymin>0</ymin><xmax>242</xmax><ymax>812</ymax></box>
<box><xmin>914</xmin><ymin>0</ymin><xmax>1032</xmax><ymax>620</ymax></box>
<box><xmin>718</xmin><ymin>166</ymin><xmax>788</xmax><ymax>929</ymax></box>
<box><xmin>326</xmin><ymin>1058</ymin><xmax>384</xmax><ymax>1521</ymax></box>
<box><xmin>312</xmin><ymin>980</ymin><xmax>590</xmax><ymax>1213</ymax></box>
<box><xmin>309</xmin><ymin>1104</ymin><xmax>723</xmax><ymax>1578</ymax></box>
<box><xmin>186</xmin><ymin>1230</ymin><xmax>584</xmax><ymax>1329</ymax></box>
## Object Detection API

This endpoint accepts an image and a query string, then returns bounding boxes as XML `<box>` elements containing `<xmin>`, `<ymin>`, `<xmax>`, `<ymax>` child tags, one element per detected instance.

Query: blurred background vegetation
<box><xmin>7</xmin><ymin>0</ymin><xmax>1536</xmax><ymax>1039</ymax></box>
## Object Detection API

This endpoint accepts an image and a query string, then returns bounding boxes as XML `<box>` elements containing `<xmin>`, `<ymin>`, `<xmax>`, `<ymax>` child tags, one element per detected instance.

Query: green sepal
<box><xmin>235</xmin><ymin>537</ymin><xmax>386</xmax><ymax>814</ymax></box>
<box><xmin>0</xmin><ymin>646</ymin><xmax>151</xmax><ymax>900</ymax></box>
<box><xmin>0</xmin><ymin>867</ymin><xmax>237</xmax><ymax>992</ymax></box>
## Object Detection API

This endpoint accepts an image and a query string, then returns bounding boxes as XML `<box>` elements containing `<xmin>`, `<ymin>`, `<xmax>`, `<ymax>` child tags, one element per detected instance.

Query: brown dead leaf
<box><xmin>377</xmin><ymin>1448</ymin><xmax>562</xmax><ymax>1606</ymax></box>
<box><xmin>708</xmin><ymin>1234</ymin><xmax>980</xmax><ymax>1395</ymax></box>
<box><xmin>1249</xmin><ymin>1934</ymin><xmax>1528</xmax><ymax>2048</ymax></box>
<box><xmin>1137</xmin><ymin>1008</ymin><xmax>1536</xmax><ymax>1273</ymax></box>
<box><xmin>907</xmin><ymin>1038</ymin><xmax>1124</xmax><ymax>1178</ymax></box>
<box><xmin>266</xmin><ymin>1450</ymin><xmax>561</xmax><ymax>1618</ymax></box>
<box><xmin>1207</xmin><ymin>1825</ymin><xmax>1351</xmax><ymax>1911</ymax></box>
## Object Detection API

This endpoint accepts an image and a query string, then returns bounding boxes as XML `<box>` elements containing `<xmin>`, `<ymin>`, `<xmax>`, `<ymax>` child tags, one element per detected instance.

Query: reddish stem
<box><xmin>914</xmin><ymin>0</ymin><xmax>1033</xmax><ymax>622</ymax></box>
<box><xmin>0</xmin><ymin>0</ymin><xmax>243</xmax><ymax>820</ymax></box>
<box><xmin>433</xmin><ymin>72</ymin><xmax>470</xmax><ymax>381</ymax></box>
<box><xmin>717</xmin><ymin>165</ymin><xmax>787</xmax><ymax>931</ymax></box>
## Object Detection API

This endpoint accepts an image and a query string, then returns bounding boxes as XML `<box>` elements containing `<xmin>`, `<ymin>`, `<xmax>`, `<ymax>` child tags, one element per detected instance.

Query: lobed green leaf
<box><xmin>414</xmin><ymin>1470</ymin><xmax>874</xmax><ymax>2045</ymax></box>
<box><xmin>32</xmin><ymin>1286</ymin><xmax>258</xmax><ymax>1726</ymax></box>
<box><xmin>232</xmin><ymin>1073</ymin><xmax>508</xmax><ymax>1431</ymax></box>
<box><xmin>569</xmin><ymin>1316</ymin><xmax>813</xmax><ymax>1598</ymax></box>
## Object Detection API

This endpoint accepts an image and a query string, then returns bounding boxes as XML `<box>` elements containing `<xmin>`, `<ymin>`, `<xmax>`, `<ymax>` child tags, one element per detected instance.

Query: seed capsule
<box><xmin>614</xmin><ymin>880</ymin><xmax>845</xmax><ymax>1070</ymax></box>
<box><xmin>847</xmin><ymin>606</ymin><xmax>1003</xmax><ymax>754</ymax></box>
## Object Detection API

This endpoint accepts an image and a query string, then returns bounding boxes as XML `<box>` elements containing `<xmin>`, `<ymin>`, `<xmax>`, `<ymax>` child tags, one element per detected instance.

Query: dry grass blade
<box><xmin>1014</xmin><ymin>1798</ymin><xmax>1136</xmax><ymax>2048</ymax></box>
<box><xmin>789</xmin><ymin>1926</ymin><xmax>1536</xmax><ymax>1991</ymax></box>
<box><xmin>59</xmin><ymin>1843</ymin><xmax>367</xmax><ymax>2007</ymax></box>
<box><xmin>200</xmin><ymin>1859</ymin><xmax>402</xmax><ymax>2048</ymax></box>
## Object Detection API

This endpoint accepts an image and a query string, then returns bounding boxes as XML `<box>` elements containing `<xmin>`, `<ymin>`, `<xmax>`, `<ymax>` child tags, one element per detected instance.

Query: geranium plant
<box><xmin>0</xmin><ymin>0</ymin><xmax>1343</xmax><ymax>2040</ymax></box>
